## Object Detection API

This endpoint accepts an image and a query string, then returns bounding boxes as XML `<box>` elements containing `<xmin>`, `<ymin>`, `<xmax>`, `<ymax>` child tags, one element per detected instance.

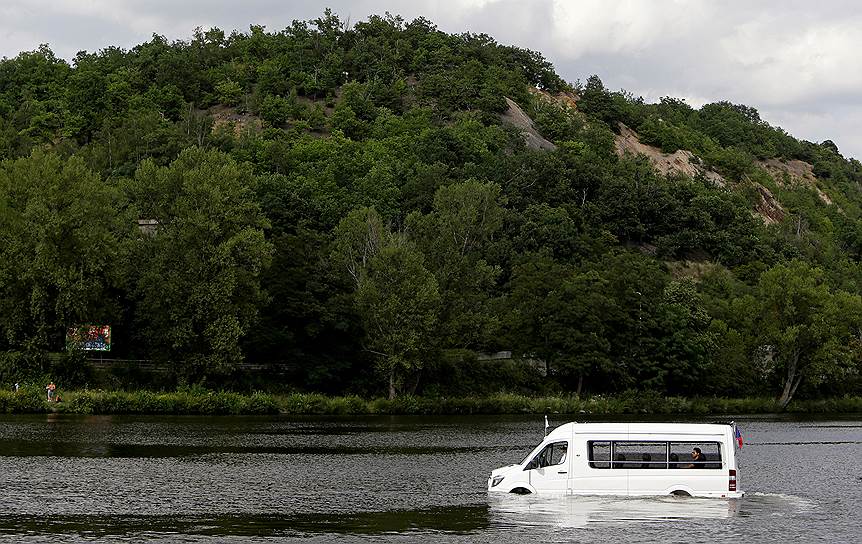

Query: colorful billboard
<box><xmin>66</xmin><ymin>325</ymin><xmax>112</xmax><ymax>351</ymax></box>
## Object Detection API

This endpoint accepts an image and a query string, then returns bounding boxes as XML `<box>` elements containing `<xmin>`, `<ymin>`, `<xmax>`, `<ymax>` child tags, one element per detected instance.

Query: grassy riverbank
<box><xmin>1</xmin><ymin>387</ymin><xmax>861</xmax><ymax>415</ymax></box>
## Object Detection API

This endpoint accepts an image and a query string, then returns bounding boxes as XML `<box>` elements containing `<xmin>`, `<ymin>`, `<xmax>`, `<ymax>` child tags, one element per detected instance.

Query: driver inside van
<box><xmin>532</xmin><ymin>442</ymin><xmax>567</xmax><ymax>469</ymax></box>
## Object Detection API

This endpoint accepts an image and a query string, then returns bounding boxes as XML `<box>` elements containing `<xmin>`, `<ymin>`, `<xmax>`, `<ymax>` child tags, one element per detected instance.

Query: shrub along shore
<box><xmin>0</xmin><ymin>388</ymin><xmax>860</xmax><ymax>416</ymax></box>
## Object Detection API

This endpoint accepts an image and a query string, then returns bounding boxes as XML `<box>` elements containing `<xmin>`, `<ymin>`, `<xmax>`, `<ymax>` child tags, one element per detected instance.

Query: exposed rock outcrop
<box><xmin>753</xmin><ymin>183</ymin><xmax>786</xmax><ymax>224</ymax></box>
<box><xmin>760</xmin><ymin>158</ymin><xmax>833</xmax><ymax>205</ymax></box>
<box><xmin>529</xmin><ymin>86</ymin><xmax>580</xmax><ymax>110</ymax></box>
<box><xmin>500</xmin><ymin>97</ymin><xmax>557</xmax><ymax>151</ymax></box>
<box><xmin>614</xmin><ymin>124</ymin><xmax>726</xmax><ymax>187</ymax></box>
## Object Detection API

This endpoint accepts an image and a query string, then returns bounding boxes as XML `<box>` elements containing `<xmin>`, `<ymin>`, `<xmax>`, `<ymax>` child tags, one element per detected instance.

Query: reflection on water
<box><xmin>489</xmin><ymin>495</ymin><xmax>741</xmax><ymax>529</ymax></box>
<box><xmin>488</xmin><ymin>492</ymin><xmax>818</xmax><ymax>530</ymax></box>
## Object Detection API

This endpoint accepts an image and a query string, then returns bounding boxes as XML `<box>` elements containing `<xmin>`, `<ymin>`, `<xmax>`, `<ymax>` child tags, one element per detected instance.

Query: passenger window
<box><xmin>589</xmin><ymin>440</ymin><xmax>723</xmax><ymax>470</ymax></box>
<box><xmin>615</xmin><ymin>442</ymin><xmax>667</xmax><ymax>469</ymax></box>
<box><xmin>528</xmin><ymin>441</ymin><xmax>568</xmax><ymax>469</ymax></box>
<box><xmin>669</xmin><ymin>442</ymin><xmax>722</xmax><ymax>469</ymax></box>
<box><xmin>588</xmin><ymin>441</ymin><xmax>610</xmax><ymax>469</ymax></box>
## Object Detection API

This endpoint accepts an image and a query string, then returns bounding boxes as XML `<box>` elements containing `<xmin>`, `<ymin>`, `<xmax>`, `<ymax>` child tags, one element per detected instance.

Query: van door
<box><xmin>526</xmin><ymin>440</ymin><xmax>569</xmax><ymax>494</ymax></box>
<box><xmin>572</xmin><ymin>440</ymin><xmax>628</xmax><ymax>495</ymax></box>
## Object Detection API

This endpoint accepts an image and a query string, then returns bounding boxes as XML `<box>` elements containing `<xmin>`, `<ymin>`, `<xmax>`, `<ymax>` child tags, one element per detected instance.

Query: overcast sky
<box><xmin>2</xmin><ymin>0</ymin><xmax>860</xmax><ymax>159</ymax></box>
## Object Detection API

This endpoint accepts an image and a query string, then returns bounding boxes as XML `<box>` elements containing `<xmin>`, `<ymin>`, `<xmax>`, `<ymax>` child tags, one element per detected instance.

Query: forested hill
<box><xmin>1</xmin><ymin>11</ymin><xmax>861</xmax><ymax>405</ymax></box>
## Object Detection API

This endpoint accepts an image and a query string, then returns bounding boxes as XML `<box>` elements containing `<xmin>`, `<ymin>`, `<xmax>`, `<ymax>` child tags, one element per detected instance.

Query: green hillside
<box><xmin>1</xmin><ymin>11</ymin><xmax>860</xmax><ymax>406</ymax></box>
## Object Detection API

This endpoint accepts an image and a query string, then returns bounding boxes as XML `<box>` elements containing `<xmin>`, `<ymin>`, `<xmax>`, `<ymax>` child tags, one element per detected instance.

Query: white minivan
<box><xmin>488</xmin><ymin>422</ymin><xmax>743</xmax><ymax>498</ymax></box>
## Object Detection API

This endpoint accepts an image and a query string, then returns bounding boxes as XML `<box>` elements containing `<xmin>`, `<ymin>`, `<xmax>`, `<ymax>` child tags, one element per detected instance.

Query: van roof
<box><xmin>546</xmin><ymin>422</ymin><xmax>731</xmax><ymax>440</ymax></box>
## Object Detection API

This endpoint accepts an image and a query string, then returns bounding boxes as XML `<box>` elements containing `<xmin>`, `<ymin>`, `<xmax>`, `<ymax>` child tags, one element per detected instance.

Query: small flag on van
<box><xmin>735</xmin><ymin>426</ymin><xmax>743</xmax><ymax>449</ymax></box>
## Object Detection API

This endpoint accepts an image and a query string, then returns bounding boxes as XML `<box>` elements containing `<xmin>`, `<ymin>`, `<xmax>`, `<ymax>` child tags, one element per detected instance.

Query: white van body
<box><xmin>488</xmin><ymin>422</ymin><xmax>743</xmax><ymax>498</ymax></box>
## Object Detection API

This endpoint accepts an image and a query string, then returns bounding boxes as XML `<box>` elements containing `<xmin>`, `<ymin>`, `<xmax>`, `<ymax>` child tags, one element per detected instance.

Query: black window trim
<box><xmin>587</xmin><ymin>440</ymin><xmax>723</xmax><ymax>470</ymax></box>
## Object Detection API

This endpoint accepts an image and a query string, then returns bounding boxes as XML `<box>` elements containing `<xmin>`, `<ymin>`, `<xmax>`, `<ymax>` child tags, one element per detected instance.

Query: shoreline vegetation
<box><xmin>0</xmin><ymin>388</ymin><xmax>860</xmax><ymax>416</ymax></box>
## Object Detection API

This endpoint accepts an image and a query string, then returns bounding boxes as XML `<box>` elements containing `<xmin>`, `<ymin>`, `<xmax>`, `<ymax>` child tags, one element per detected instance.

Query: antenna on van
<box><xmin>544</xmin><ymin>415</ymin><xmax>549</xmax><ymax>437</ymax></box>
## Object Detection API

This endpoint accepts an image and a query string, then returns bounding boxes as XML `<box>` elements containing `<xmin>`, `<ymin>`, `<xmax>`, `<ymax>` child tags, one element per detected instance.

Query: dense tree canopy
<box><xmin>0</xmin><ymin>11</ymin><xmax>860</xmax><ymax>402</ymax></box>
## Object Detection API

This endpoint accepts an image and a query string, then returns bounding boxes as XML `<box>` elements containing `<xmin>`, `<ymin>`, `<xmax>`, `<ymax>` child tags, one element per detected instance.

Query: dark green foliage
<box><xmin>0</xmin><ymin>152</ymin><xmax>132</xmax><ymax>353</ymax></box>
<box><xmin>0</xmin><ymin>352</ymin><xmax>46</xmax><ymax>384</ymax></box>
<box><xmin>0</xmin><ymin>12</ymin><xmax>861</xmax><ymax>404</ymax></box>
<box><xmin>0</xmin><ymin>384</ymin><xmax>51</xmax><ymax>413</ymax></box>
<box><xmin>123</xmin><ymin>148</ymin><xmax>272</xmax><ymax>380</ymax></box>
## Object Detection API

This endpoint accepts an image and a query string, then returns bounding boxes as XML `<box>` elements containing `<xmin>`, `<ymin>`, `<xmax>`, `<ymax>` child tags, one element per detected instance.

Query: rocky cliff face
<box><xmin>760</xmin><ymin>158</ymin><xmax>833</xmax><ymax>206</ymax></box>
<box><xmin>613</xmin><ymin>123</ymin><xmax>727</xmax><ymax>187</ymax></box>
<box><xmin>500</xmin><ymin>97</ymin><xmax>557</xmax><ymax>151</ymax></box>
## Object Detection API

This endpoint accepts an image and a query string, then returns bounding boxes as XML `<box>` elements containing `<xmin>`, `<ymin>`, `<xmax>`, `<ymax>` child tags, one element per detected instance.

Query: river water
<box><xmin>0</xmin><ymin>413</ymin><xmax>858</xmax><ymax>542</ymax></box>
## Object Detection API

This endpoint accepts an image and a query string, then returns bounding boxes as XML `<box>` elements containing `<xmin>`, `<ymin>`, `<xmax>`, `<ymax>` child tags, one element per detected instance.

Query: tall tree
<box><xmin>407</xmin><ymin>180</ymin><xmax>504</xmax><ymax>348</ymax></box>
<box><xmin>647</xmin><ymin>279</ymin><xmax>717</xmax><ymax>394</ymax></box>
<box><xmin>754</xmin><ymin>261</ymin><xmax>862</xmax><ymax>408</ymax></box>
<box><xmin>356</xmin><ymin>244</ymin><xmax>440</xmax><ymax>398</ymax></box>
<box><xmin>333</xmin><ymin>207</ymin><xmax>440</xmax><ymax>398</ymax></box>
<box><xmin>0</xmin><ymin>151</ymin><xmax>130</xmax><ymax>353</ymax></box>
<box><xmin>125</xmin><ymin>147</ymin><xmax>272</xmax><ymax>379</ymax></box>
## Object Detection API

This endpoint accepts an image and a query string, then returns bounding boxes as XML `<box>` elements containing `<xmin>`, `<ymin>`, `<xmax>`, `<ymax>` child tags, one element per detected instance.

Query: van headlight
<box><xmin>491</xmin><ymin>475</ymin><xmax>505</xmax><ymax>487</ymax></box>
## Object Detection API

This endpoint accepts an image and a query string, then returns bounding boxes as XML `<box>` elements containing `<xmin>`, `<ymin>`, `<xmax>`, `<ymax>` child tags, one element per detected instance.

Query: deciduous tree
<box><xmin>125</xmin><ymin>147</ymin><xmax>272</xmax><ymax>378</ymax></box>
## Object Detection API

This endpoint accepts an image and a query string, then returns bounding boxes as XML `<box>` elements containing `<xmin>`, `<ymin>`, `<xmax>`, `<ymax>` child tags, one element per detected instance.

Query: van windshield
<box><xmin>520</xmin><ymin>442</ymin><xmax>542</xmax><ymax>465</ymax></box>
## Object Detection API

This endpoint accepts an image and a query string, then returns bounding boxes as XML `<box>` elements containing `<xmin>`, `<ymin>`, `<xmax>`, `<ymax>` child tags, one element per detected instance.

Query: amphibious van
<box><xmin>488</xmin><ymin>422</ymin><xmax>743</xmax><ymax>498</ymax></box>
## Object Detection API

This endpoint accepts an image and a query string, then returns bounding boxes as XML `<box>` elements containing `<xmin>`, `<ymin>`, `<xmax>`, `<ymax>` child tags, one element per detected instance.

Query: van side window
<box><xmin>588</xmin><ymin>441</ymin><xmax>610</xmax><ymax>468</ymax></box>
<box><xmin>528</xmin><ymin>441</ymin><xmax>568</xmax><ymax>470</ymax></box>
<box><xmin>589</xmin><ymin>441</ymin><xmax>723</xmax><ymax>469</ymax></box>
<box><xmin>615</xmin><ymin>442</ymin><xmax>667</xmax><ymax>469</ymax></box>
<box><xmin>669</xmin><ymin>442</ymin><xmax>722</xmax><ymax>469</ymax></box>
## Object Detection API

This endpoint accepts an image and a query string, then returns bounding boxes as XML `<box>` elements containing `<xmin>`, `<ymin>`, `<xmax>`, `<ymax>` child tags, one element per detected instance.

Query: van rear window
<box><xmin>588</xmin><ymin>441</ymin><xmax>722</xmax><ymax>469</ymax></box>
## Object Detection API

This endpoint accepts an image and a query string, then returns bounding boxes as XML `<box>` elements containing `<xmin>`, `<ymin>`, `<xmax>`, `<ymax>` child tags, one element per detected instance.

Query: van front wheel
<box><xmin>670</xmin><ymin>489</ymin><xmax>691</xmax><ymax>497</ymax></box>
<box><xmin>510</xmin><ymin>487</ymin><xmax>532</xmax><ymax>495</ymax></box>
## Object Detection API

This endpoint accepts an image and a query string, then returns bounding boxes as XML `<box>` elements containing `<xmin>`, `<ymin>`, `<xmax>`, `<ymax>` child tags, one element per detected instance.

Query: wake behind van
<box><xmin>488</xmin><ymin>422</ymin><xmax>743</xmax><ymax>498</ymax></box>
